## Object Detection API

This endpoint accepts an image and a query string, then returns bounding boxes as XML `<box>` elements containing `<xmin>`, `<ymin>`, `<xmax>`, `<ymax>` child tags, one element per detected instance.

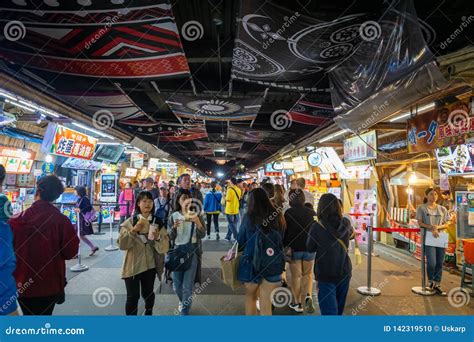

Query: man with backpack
<box><xmin>154</xmin><ymin>186</ymin><xmax>171</xmax><ymax>226</ymax></box>
<box><xmin>203</xmin><ymin>181</ymin><xmax>222</xmax><ymax>240</ymax></box>
<box><xmin>224</xmin><ymin>178</ymin><xmax>241</xmax><ymax>242</ymax></box>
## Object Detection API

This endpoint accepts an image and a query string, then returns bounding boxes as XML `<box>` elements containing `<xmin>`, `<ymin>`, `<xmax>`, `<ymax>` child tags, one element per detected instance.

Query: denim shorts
<box><xmin>292</xmin><ymin>251</ymin><xmax>316</xmax><ymax>261</ymax></box>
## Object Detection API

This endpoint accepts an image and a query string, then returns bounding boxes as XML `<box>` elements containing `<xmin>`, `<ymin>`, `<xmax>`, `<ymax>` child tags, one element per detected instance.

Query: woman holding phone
<box><xmin>416</xmin><ymin>188</ymin><xmax>451</xmax><ymax>295</ymax></box>
<box><xmin>168</xmin><ymin>189</ymin><xmax>205</xmax><ymax>315</ymax></box>
<box><xmin>118</xmin><ymin>191</ymin><xmax>169</xmax><ymax>315</ymax></box>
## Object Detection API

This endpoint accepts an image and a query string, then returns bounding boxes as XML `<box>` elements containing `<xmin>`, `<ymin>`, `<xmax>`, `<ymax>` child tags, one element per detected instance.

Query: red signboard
<box><xmin>43</xmin><ymin>124</ymin><xmax>97</xmax><ymax>160</ymax></box>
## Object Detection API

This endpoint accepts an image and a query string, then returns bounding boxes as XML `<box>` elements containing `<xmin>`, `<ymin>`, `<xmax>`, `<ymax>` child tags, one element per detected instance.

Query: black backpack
<box><xmin>252</xmin><ymin>225</ymin><xmax>285</xmax><ymax>277</ymax></box>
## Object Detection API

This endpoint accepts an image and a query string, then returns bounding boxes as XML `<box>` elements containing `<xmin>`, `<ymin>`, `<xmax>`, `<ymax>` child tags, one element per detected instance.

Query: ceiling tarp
<box><xmin>288</xmin><ymin>98</ymin><xmax>334</xmax><ymax>126</ymax></box>
<box><xmin>0</xmin><ymin>0</ymin><xmax>190</xmax><ymax>146</ymax></box>
<box><xmin>231</xmin><ymin>0</ymin><xmax>374</xmax><ymax>92</ymax></box>
<box><xmin>166</xmin><ymin>95</ymin><xmax>264</xmax><ymax>121</ymax></box>
<box><xmin>332</xmin><ymin>0</ymin><xmax>447</xmax><ymax>132</ymax></box>
<box><xmin>227</xmin><ymin>125</ymin><xmax>295</xmax><ymax>143</ymax></box>
<box><xmin>0</xmin><ymin>0</ymin><xmax>189</xmax><ymax>79</ymax></box>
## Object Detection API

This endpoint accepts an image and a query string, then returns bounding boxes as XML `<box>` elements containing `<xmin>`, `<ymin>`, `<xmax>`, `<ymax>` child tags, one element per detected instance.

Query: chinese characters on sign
<box><xmin>407</xmin><ymin>101</ymin><xmax>472</xmax><ymax>153</ymax></box>
<box><xmin>343</xmin><ymin>130</ymin><xmax>377</xmax><ymax>162</ymax></box>
<box><xmin>42</xmin><ymin>124</ymin><xmax>97</xmax><ymax>160</ymax></box>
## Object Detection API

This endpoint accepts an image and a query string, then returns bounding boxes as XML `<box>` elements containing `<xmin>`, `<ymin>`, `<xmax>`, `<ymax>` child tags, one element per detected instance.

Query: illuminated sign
<box><xmin>307</xmin><ymin>152</ymin><xmax>322</xmax><ymax>167</ymax></box>
<box><xmin>42</xmin><ymin>123</ymin><xmax>97</xmax><ymax>160</ymax></box>
<box><xmin>0</xmin><ymin>147</ymin><xmax>36</xmax><ymax>174</ymax></box>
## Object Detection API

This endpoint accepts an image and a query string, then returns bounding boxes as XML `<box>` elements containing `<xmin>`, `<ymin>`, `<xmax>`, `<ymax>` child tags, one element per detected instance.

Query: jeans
<box><xmin>206</xmin><ymin>213</ymin><xmax>219</xmax><ymax>235</ymax></box>
<box><xmin>225</xmin><ymin>214</ymin><xmax>240</xmax><ymax>240</ymax></box>
<box><xmin>172</xmin><ymin>253</ymin><xmax>198</xmax><ymax>315</ymax></box>
<box><xmin>425</xmin><ymin>245</ymin><xmax>445</xmax><ymax>283</ymax></box>
<box><xmin>292</xmin><ymin>251</ymin><xmax>316</xmax><ymax>261</ymax></box>
<box><xmin>18</xmin><ymin>296</ymin><xmax>56</xmax><ymax>315</ymax></box>
<box><xmin>124</xmin><ymin>268</ymin><xmax>156</xmax><ymax>315</ymax></box>
<box><xmin>317</xmin><ymin>276</ymin><xmax>351</xmax><ymax>315</ymax></box>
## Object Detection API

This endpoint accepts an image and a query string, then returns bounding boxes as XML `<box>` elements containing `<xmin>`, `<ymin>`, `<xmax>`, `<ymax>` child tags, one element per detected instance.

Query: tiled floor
<box><xmin>54</xmin><ymin>218</ymin><xmax>474</xmax><ymax>316</ymax></box>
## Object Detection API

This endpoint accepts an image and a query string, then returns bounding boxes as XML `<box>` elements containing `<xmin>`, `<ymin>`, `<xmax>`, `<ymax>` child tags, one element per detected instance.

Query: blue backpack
<box><xmin>155</xmin><ymin>198</ymin><xmax>170</xmax><ymax>222</ymax></box>
<box><xmin>252</xmin><ymin>226</ymin><xmax>285</xmax><ymax>277</ymax></box>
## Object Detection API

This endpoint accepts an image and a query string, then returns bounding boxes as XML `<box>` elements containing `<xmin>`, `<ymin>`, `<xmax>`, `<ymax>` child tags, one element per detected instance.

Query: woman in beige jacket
<box><xmin>118</xmin><ymin>191</ymin><xmax>169</xmax><ymax>315</ymax></box>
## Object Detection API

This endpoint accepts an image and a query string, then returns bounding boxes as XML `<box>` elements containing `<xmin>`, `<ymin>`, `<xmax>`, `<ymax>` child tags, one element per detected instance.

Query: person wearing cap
<box><xmin>144</xmin><ymin>177</ymin><xmax>159</xmax><ymax>200</ymax></box>
<box><xmin>224</xmin><ymin>177</ymin><xmax>241</xmax><ymax>242</ymax></box>
<box><xmin>154</xmin><ymin>185</ymin><xmax>171</xmax><ymax>226</ymax></box>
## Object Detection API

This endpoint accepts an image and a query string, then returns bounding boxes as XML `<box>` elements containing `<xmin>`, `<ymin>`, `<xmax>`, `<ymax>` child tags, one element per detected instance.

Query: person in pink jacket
<box><xmin>119</xmin><ymin>182</ymin><xmax>135</xmax><ymax>223</ymax></box>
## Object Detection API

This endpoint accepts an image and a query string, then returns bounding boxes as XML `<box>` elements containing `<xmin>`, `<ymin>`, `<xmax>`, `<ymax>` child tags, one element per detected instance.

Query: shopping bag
<box><xmin>220</xmin><ymin>242</ymin><xmax>242</xmax><ymax>291</ymax></box>
<box><xmin>354</xmin><ymin>246</ymin><xmax>362</xmax><ymax>266</ymax></box>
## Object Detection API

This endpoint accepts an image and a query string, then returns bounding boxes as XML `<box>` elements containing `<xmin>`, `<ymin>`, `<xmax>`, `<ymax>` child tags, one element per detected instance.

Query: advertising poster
<box><xmin>436</xmin><ymin>143</ymin><xmax>474</xmax><ymax>175</ymax></box>
<box><xmin>42</xmin><ymin>124</ymin><xmax>97</xmax><ymax>160</ymax></box>
<box><xmin>101</xmin><ymin>174</ymin><xmax>117</xmax><ymax>202</ymax></box>
<box><xmin>101</xmin><ymin>206</ymin><xmax>114</xmax><ymax>224</ymax></box>
<box><xmin>0</xmin><ymin>147</ymin><xmax>36</xmax><ymax>174</ymax></box>
<box><xmin>407</xmin><ymin>100</ymin><xmax>472</xmax><ymax>153</ymax></box>
<box><xmin>352</xmin><ymin>189</ymin><xmax>377</xmax><ymax>245</ymax></box>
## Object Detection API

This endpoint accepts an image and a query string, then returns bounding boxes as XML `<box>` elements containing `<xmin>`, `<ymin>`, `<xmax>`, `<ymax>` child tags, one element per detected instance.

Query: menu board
<box><xmin>42</xmin><ymin>123</ymin><xmax>97</xmax><ymax>160</ymax></box>
<box><xmin>315</xmin><ymin>147</ymin><xmax>346</xmax><ymax>174</ymax></box>
<box><xmin>343</xmin><ymin>130</ymin><xmax>377</xmax><ymax>162</ymax></box>
<box><xmin>352</xmin><ymin>189</ymin><xmax>377</xmax><ymax>245</ymax></box>
<box><xmin>340</xmin><ymin>165</ymin><xmax>372</xmax><ymax>180</ymax></box>
<box><xmin>435</xmin><ymin>143</ymin><xmax>474</xmax><ymax>175</ymax></box>
<box><xmin>0</xmin><ymin>147</ymin><xmax>36</xmax><ymax>174</ymax></box>
<box><xmin>131</xmin><ymin>153</ymin><xmax>144</xmax><ymax>169</ymax></box>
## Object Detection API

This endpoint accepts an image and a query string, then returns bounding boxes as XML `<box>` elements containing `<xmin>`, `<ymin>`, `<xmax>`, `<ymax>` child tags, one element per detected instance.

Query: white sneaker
<box><xmin>289</xmin><ymin>303</ymin><xmax>304</xmax><ymax>313</ymax></box>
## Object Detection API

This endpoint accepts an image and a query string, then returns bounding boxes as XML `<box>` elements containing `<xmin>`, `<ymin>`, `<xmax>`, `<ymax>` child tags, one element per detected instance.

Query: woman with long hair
<box><xmin>237</xmin><ymin>188</ymin><xmax>286</xmax><ymax>315</ymax></box>
<box><xmin>284</xmin><ymin>189</ymin><xmax>316</xmax><ymax>313</ymax></box>
<box><xmin>168</xmin><ymin>189</ymin><xmax>206</xmax><ymax>315</ymax></box>
<box><xmin>307</xmin><ymin>193</ymin><xmax>352</xmax><ymax>315</ymax></box>
<box><xmin>273</xmin><ymin>184</ymin><xmax>286</xmax><ymax>211</ymax></box>
<box><xmin>118</xmin><ymin>191</ymin><xmax>169</xmax><ymax>315</ymax></box>
<box><xmin>75</xmin><ymin>186</ymin><xmax>99</xmax><ymax>256</ymax></box>
<box><xmin>416</xmin><ymin>188</ymin><xmax>450</xmax><ymax>295</ymax></box>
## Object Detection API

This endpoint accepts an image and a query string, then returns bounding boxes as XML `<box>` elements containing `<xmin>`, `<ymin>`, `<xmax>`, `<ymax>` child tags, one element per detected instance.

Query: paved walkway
<box><xmin>55</xmin><ymin>217</ymin><xmax>474</xmax><ymax>316</ymax></box>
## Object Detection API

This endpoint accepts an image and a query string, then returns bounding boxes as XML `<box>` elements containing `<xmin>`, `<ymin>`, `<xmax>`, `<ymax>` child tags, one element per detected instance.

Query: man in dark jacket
<box><xmin>9</xmin><ymin>175</ymin><xmax>79</xmax><ymax>315</ymax></box>
<box><xmin>171</xmin><ymin>173</ymin><xmax>203</xmax><ymax>212</ymax></box>
<box><xmin>0</xmin><ymin>165</ymin><xmax>18</xmax><ymax>315</ymax></box>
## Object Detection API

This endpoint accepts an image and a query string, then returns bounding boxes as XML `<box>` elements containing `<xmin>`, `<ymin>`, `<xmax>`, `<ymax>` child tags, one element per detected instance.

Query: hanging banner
<box><xmin>407</xmin><ymin>100</ymin><xmax>472</xmax><ymax>153</ymax></box>
<box><xmin>42</xmin><ymin>124</ymin><xmax>97</xmax><ymax>160</ymax></box>
<box><xmin>343</xmin><ymin>130</ymin><xmax>377</xmax><ymax>162</ymax></box>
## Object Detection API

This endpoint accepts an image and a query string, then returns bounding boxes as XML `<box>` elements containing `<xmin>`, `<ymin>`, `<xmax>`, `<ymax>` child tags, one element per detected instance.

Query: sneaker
<box><xmin>224</xmin><ymin>236</ymin><xmax>231</xmax><ymax>242</ymax></box>
<box><xmin>434</xmin><ymin>284</ymin><xmax>447</xmax><ymax>296</ymax></box>
<box><xmin>178</xmin><ymin>302</ymin><xmax>183</xmax><ymax>312</ymax></box>
<box><xmin>305</xmin><ymin>295</ymin><xmax>315</xmax><ymax>313</ymax></box>
<box><xmin>425</xmin><ymin>281</ymin><xmax>436</xmax><ymax>292</ymax></box>
<box><xmin>289</xmin><ymin>303</ymin><xmax>304</xmax><ymax>313</ymax></box>
<box><xmin>207</xmin><ymin>235</ymin><xmax>212</xmax><ymax>240</ymax></box>
<box><xmin>256</xmin><ymin>299</ymin><xmax>260</xmax><ymax>311</ymax></box>
<box><xmin>216</xmin><ymin>234</ymin><xmax>220</xmax><ymax>241</ymax></box>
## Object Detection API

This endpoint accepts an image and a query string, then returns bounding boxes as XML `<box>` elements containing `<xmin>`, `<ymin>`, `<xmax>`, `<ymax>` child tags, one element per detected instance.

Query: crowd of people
<box><xmin>0</xmin><ymin>169</ymin><xmax>453</xmax><ymax>317</ymax></box>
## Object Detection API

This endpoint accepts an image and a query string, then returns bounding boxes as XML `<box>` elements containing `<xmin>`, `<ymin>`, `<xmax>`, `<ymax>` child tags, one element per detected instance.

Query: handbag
<box><xmin>165</xmin><ymin>222</ymin><xmax>195</xmax><ymax>272</ymax></box>
<box><xmin>78</xmin><ymin>198</ymin><xmax>98</xmax><ymax>224</ymax></box>
<box><xmin>220</xmin><ymin>242</ymin><xmax>242</xmax><ymax>291</ymax></box>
